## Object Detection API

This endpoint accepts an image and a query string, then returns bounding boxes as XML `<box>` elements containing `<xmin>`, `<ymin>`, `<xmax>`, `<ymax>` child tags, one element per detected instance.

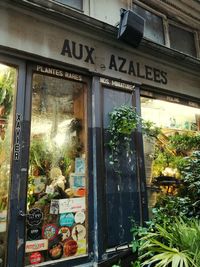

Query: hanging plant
<box><xmin>108</xmin><ymin>105</ymin><xmax>160</xmax><ymax>173</ymax></box>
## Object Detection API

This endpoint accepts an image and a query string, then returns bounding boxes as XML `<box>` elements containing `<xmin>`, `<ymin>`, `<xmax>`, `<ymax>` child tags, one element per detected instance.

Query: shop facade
<box><xmin>0</xmin><ymin>1</ymin><xmax>200</xmax><ymax>267</ymax></box>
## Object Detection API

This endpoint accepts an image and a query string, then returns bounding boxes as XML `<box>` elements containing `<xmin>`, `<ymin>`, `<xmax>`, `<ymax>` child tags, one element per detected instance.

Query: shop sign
<box><xmin>166</xmin><ymin>96</ymin><xmax>180</xmax><ymax>103</ymax></box>
<box><xmin>100</xmin><ymin>77</ymin><xmax>135</xmax><ymax>90</ymax></box>
<box><xmin>25</xmin><ymin>239</ymin><xmax>48</xmax><ymax>253</ymax></box>
<box><xmin>14</xmin><ymin>113</ymin><xmax>22</xmax><ymax>161</ymax></box>
<box><xmin>36</xmin><ymin>65</ymin><xmax>82</xmax><ymax>81</ymax></box>
<box><xmin>59</xmin><ymin>198</ymin><xmax>85</xmax><ymax>214</ymax></box>
<box><xmin>188</xmin><ymin>101</ymin><xmax>200</xmax><ymax>108</ymax></box>
<box><xmin>60</xmin><ymin>39</ymin><xmax>168</xmax><ymax>85</ymax></box>
<box><xmin>61</xmin><ymin>39</ymin><xmax>95</xmax><ymax>64</ymax></box>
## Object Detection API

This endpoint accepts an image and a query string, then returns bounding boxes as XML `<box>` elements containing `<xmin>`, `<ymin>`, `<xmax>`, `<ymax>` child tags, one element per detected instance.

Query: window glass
<box><xmin>103</xmin><ymin>88</ymin><xmax>140</xmax><ymax>248</ymax></box>
<box><xmin>54</xmin><ymin>0</ymin><xmax>82</xmax><ymax>10</ymax></box>
<box><xmin>133</xmin><ymin>4</ymin><xmax>164</xmax><ymax>45</ymax></box>
<box><xmin>0</xmin><ymin>64</ymin><xmax>17</xmax><ymax>266</ymax></box>
<box><xmin>169</xmin><ymin>24</ymin><xmax>196</xmax><ymax>57</ymax></box>
<box><xmin>141</xmin><ymin>97</ymin><xmax>200</xmax><ymax>218</ymax></box>
<box><xmin>24</xmin><ymin>73</ymin><xmax>87</xmax><ymax>265</ymax></box>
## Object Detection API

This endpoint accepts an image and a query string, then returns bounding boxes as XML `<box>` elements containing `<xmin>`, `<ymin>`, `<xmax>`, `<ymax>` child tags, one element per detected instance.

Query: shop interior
<box><xmin>141</xmin><ymin>96</ymin><xmax>200</xmax><ymax>217</ymax></box>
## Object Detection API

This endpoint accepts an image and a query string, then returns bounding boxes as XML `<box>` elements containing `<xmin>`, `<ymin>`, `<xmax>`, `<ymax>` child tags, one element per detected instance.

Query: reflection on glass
<box><xmin>25</xmin><ymin>74</ymin><xmax>87</xmax><ymax>265</ymax></box>
<box><xmin>133</xmin><ymin>4</ymin><xmax>164</xmax><ymax>45</ymax></box>
<box><xmin>0</xmin><ymin>64</ymin><xmax>17</xmax><ymax>266</ymax></box>
<box><xmin>169</xmin><ymin>24</ymin><xmax>196</xmax><ymax>57</ymax></box>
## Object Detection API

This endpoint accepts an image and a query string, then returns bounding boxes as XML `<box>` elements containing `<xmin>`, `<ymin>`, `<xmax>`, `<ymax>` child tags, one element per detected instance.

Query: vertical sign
<box><xmin>14</xmin><ymin>113</ymin><xmax>22</xmax><ymax>160</ymax></box>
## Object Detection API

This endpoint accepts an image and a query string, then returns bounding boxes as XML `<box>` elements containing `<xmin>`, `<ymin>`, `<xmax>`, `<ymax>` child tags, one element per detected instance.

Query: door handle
<box><xmin>18</xmin><ymin>209</ymin><xmax>28</xmax><ymax>217</ymax></box>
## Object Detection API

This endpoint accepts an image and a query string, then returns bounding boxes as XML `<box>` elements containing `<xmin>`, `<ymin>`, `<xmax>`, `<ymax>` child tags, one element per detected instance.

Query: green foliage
<box><xmin>153</xmin><ymin>150</ymin><xmax>200</xmax><ymax>220</ymax></box>
<box><xmin>30</xmin><ymin>138</ymin><xmax>53</xmax><ymax>174</ymax></box>
<box><xmin>152</xmin><ymin>132</ymin><xmax>200</xmax><ymax>180</ymax></box>
<box><xmin>131</xmin><ymin>150</ymin><xmax>200</xmax><ymax>266</ymax></box>
<box><xmin>152</xmin><ymin>195</ymin><xmax>191</xmax><ymax>226</ymax></box>
<box><xmin>0</xmin><ymin>68</ymin><xmax>15</xmax><ymax>118</ymax></box>
<box><xmin>131</xmin><ymin>220</ymin><xmax>148</xmax><ymax>253</ymax></box>
<box><xmin>132</xmin><ymin>261</ymin><xmax>142</xmax><ymax>267</ymax></box>
<box><xmin>169</xmin><ymin>132</ymin><xmax>200</xmax><ymax>154</ymax></box>
<box><xmin>108</xmin><ymin>105</ymin><xmax>160</xmax><ymax>173</ymax></box>
<box><xmin>138</xmin><ymin>218</ymin><xmax>200</xmax><ymax>267</ymax></box>
<box><xmin>179</xmin><ymin>150</ymin><xmax>200</xmax><ymax>218</ymax></box>
<box><xmin>152</xmin><ymin>149</ymin><xmax>184</xmax><ymax>178</ymax></box>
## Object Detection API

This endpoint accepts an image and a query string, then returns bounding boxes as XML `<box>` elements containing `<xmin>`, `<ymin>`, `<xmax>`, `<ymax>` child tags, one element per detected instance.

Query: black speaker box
<box><xmin>117</xmin><ymin>9</ymin><xmax>144</xmax><ymax>47</ymax></box>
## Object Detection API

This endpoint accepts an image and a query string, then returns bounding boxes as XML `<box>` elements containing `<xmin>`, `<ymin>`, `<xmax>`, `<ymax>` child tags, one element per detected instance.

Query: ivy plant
<box><xmin>108</xmin><ymin>105</ymin><xmax>160</xmax><ymax>174</ymax></box>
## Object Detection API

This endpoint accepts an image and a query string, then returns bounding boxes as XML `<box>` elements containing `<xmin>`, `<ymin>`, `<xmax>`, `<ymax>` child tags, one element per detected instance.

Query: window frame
<box><xmin>52</xmin><ymin>0</ymin><xmax>83</xmax><ymax>12</ymax></box>
<box><xmin>132</xmin><ymin>0</ymin><xmax>200</xmax><ymax>58</ymax></box>
<box><xmin>167</xmin><ymin>19</ymin><xmax>200</xmax><ymax>58</ymax></box>
<box><xmin>133</xmin><ymin>0</ymin><xmax>167</xmax><ymax>45</ymax></box>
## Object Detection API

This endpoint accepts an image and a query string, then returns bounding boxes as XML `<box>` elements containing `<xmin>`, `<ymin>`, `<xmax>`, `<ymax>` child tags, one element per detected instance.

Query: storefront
<box><xmin>0</xmin><ymin>1</ymin><xmax>200</xmax><ymax>267</ymax></box>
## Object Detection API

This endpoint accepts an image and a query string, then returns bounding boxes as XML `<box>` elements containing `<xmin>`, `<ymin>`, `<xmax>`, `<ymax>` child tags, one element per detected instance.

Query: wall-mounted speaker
<box><xmin>117</xmin><ymin>9</ymin><xmax>144</xmax><ymax>48</ymax></box>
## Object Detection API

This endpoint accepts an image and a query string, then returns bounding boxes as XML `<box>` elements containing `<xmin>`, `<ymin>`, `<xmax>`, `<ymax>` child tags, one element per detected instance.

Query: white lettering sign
<box><xmin>59</xmin><ymin>198</ymin><xmax>85</xmax><ymax>214</ymax></box>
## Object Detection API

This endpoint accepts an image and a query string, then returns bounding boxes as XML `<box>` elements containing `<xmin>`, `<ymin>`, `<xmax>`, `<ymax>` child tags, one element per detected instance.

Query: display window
<box><xmin>24</xmin><ymin>72</ymin><xmax>88</xmax><ymax>265</ymax></box>
<box><xmin>0</xmin><ymin>63</ymin><xmax>17</xmax><ymax>266</ymax></box>
<box><xmin>141</xmin><ymin>96</ymin><xmax>200</xmax><ymax>217</ymax></box>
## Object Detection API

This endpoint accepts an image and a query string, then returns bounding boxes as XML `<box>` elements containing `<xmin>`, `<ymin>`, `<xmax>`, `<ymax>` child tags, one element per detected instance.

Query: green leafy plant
<box><xmin>138</xmin><ymin>218</ymin><xmax>200</xmax><ymax>267</ymax></box>
<box><xmin>108</xmin><ymin>105</ymin><xmax>160</xmax><ymax>173</ymax></box>
<box><xmin>168</xmin><ymin>132</ymin><xmax>200</xmax><ymax>155</ymax></box>
<box><xmin>30</xmin><ymin>138</ymin><xmax>53</xmax><ymax>175</ymax></box>
<box><xmin>153</xmin><ymin>150</ymin><xmax>200</xmax><ymax>220</ymax></box>
<box><xmin>179</xmin><ymin>150</ymin><xmax>200</xmax><ymax>218</ymax></box>
<box><xmin>132</xmin><ymin>261</ymin><xmax>142</xmax><ymax>267</ymax></box>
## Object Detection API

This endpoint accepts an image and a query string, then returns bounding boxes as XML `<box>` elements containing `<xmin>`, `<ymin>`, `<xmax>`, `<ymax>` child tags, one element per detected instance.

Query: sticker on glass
<box><xmin>48</xmin><ymin>242</ymin><xmax>63</xmax><ymax>260</ymax></box>
<box><xmin>59</xmin><ymin>198</ymin><xmax>85</xmax><ymax>214</ymax></box>
<box><xmin>70</xmin><ymin>173</ymin><xmax>85</xmax><ymax>188</ymax></box>
<box><xmin>72</xmin><ymin>224</ymin><xmax>86</xmax><ymax>241</ymax></box>
<box><xmin>75</xmin><ymin>158</ymin><xmax>85</xmax><ymax>174</ymax></box>
<box><xmin>75</xmin><ymin>211</ymin><xmax>85</xmax><ymax>224</ymax></box>
<box><xmin>27</xmin><ymin>208</ymin><xmax>43</xmax><ymax>226</ymax></box>
<box><xmin>77</xmin><ymin>239</ymin><xmax>87</xmax><ymax>255</ymax></box>
<box><xmin>29</xmin><ymin>251</ymin><xmax>43</xmax><ymax>264</ymax></box>
<box><xmin>59</xmin><ymin>213</ymin><xmax>75</xmax><ymax>227</ymax></box>
<box><xmin>50</xmin><ymin>199</ymin><xmax>59</xmax><ymax>215</ymax></box>
<box><xmin>58</xmin><ymin>227</ymin><xmax>71</xmax><ymax>241</ymax></box>
<box><xmin>63</xmin><ymin>240</ymin><xmax>78</xmax><ymax>257</ymax></box>
<box><xmin>27</xmin><ymin>227</ymin><xmax>42</xmax><ymax>240</ymax></box>
<box><xmin>25</xmin><ymin>239</ymin><xmax>48</xmax><ymax>253</ymax></box>
<box><xmin>42</xmin><ymin>224</ymin><xmax>58</xmax><ymax>240</ymax></box>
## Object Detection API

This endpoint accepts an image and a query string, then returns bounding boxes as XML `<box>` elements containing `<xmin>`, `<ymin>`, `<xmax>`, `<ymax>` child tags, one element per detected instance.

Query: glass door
<box><xmin>23</xmin><ymin>68</ymin><xmax>88</xmax><ymax>266</ymax></box>
<box><xmin>0</xmin><ymin>63</ymin><xmax>17</xmax><ymax>266</ymax></box>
